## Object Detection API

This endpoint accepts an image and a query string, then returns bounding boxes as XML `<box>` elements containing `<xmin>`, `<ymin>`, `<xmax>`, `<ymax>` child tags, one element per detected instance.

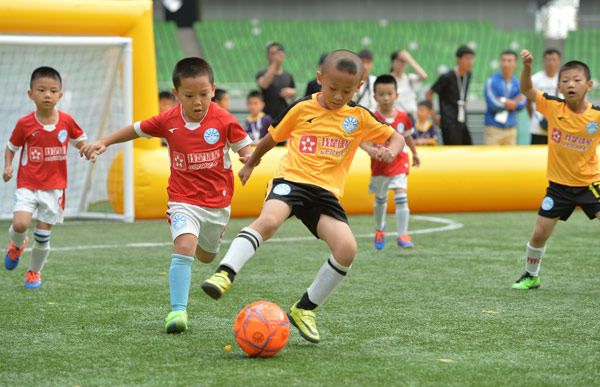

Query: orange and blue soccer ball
<box><xmin>234</xmin><ymin>301</ymin><xmax>290</xmax><ymax>357</ymax></box>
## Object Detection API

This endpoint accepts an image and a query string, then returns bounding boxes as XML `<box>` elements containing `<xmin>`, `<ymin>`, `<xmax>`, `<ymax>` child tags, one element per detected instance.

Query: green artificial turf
<box><xmin>0</xmin><ymin>211</ymin><xmax>598</xmax><ymax>386</ymax></box>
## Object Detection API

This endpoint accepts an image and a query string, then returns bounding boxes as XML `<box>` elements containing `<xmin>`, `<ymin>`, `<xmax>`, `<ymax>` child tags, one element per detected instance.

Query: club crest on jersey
<box><xmin>586</xmin><ymin>121</ymin><xmax>599</xmax><ymax>135</ymax></box>
<box><xmin>172</xmin><ymin>214</ymin><xmax>187</xmax><ymax>230</ymax></box>
<box><xmin>204</xmin><ymin>128</ymin><xmax>220</xmax><ymax>144</ymax></box>
<box><xmin>342</xmin><ymin>116</ymin><xmax>358</xmax><ymax>134</ymax></box>
<box><xmin>273</xmin><ymin>183</ymin><xmax>291</xmax><ymax>196</ymax></box>
<box><xmin>57</xmin><ymin>129</ymin><xmax>68</xmax><ymax>143</ymax></box>
<box><xmin>541</xmin><ymin>196</ymin><xmax>554</xmax><ymax>211</ymax></box>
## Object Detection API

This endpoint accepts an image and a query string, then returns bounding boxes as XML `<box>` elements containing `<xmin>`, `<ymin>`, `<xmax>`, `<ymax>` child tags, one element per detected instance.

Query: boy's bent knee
<box><xmin>195</xmin><ymin>249</ymin><xmax>217</xmax><ymax>264</ymax></box>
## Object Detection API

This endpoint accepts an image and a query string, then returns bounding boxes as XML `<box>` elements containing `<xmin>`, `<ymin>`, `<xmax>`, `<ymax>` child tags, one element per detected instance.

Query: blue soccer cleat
<box><xmin>5</xmin><ymin>237</ymin><xmax>27</xmax><ymax>270</ymax></box>
<box><xmin>25</xmin><ymin>270</ymin><xmax>41</xmax><ymax>289</ymax></box>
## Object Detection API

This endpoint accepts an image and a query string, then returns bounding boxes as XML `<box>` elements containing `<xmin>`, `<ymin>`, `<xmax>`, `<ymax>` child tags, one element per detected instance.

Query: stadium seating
<box><xmin>192</xmin><ymin>20</ymin><xmax>545</xmax><ymax>99</ymax></box>
<box><xmin>154</xmin><ymin>20</ymin><xmax>185</xmax><ymax>91</ymax></box>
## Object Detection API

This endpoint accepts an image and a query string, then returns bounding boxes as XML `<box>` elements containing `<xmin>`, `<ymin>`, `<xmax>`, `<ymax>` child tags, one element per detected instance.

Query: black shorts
<box><xmin>538</xmin><ymin>181</ymin><xmax>600</xmax><ymax>221</ymax></box>
<box><xmin>265</xmin><ymin>178</ymin><xmax>348</xmax><ymax>238</ymax></box>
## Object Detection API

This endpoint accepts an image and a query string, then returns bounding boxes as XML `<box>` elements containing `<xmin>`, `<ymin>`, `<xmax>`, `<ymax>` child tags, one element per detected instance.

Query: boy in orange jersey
<box><xmin>512</xmin><ymin>50</ymin><xmax>600</xmax><ymax>289</ymax></box>
<box><xmin>360</xmin><ymin>74</ymin><xmax>420</xmax><ymax>249</ymax></box>
<box><xmin>4</xmin><ymin>66</ymin><xmax>87</xmax><ymax>289</ymax></box>
<box><xmin>201</xmin><ymin>50</ymin><xmax>405</xmax><ymax>343</ymax></box>
<box><xmin>81</xmin><ymin>58</ymin><xmax>253</xmax><ymax>333</ymax></box>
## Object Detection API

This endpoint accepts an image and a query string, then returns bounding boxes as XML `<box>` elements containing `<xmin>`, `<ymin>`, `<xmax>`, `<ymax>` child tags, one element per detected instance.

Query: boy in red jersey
<box><xmin>512</xmin><ymin>50</ymin><xmax>600</xmax><ymax>289</ymax></box>
<box><xmin>360</xmin><ymin>74</ymin><xmax>420</xmax><ymax>250</ymax></box>
<box><xmin>201</xmin><ymin>50</ymin><xmax>405</xmax><ymax>343</ymax></box>
<box><xmin>81</xmin><ymin>58</ymin><xmax>253</xmax><ymax>332</ymax></box>
<box><xmin>3</xmin><ymin>66</ymin><xmax>87</xmax><ymax>289</ymax></box>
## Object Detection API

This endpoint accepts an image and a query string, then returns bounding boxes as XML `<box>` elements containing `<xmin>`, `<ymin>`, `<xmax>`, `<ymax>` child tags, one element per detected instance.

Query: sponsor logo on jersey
<box><xmin>299</xmin><ymin>135</ymin><xmax>317</xmax><ymax>154</ymax></box>
<box><xmin>321</xmin><ymin>137</ymin><xmax>350</xmax><ymax>149</ymax></box>
<box><xmin>168</xmin><ymin>127</ymin><xmax>181</xmax><ymax>133</ymax></box>
<box><xmin>551</xmin><ymin>128</ymin><xmax>562</xmax><ymax>144</ymax></box>
<box><xmin>306</xmin><ymin>116</ymin><xmax>318</xmax><ymax>123</ymax></box>
<box><xmin>171</xmin><ymin>214</ymin><xmax>187</xmax><ymax>230</ymax></box>
<box><xmin>586</xmin><ymin>121</ymin><xmax>599</xmax><ymax>135</ymax></box>
<box><xmin>204</xmin><ymin>128</ymin><xmax>220</xmax><ymax>144</ymax></box>
<box><xmin>188</xmin><ymin>150</ymin><xmax>220</xmax><ymax>163</ymax></box>
<box><xmin>44</xmin><ymin>146</ymin><xmax>67</xmax><ymax>161</ymax></box>
<box><xmin>29</xmin><ymin>147</ymin><xmax>43</xmax><ymax>162</ymax></box>
<box><xmin>172</xmin><ymin>151</ymin><xmax>186</xmax><ymax>170</ymax></box>
<box><xmin>342</xmin><ymin>116</ymin><xmax>358</xmax><ymax>134</ymax></box>
<box><xmin>541</xmin><ymin>196</ymin><xmax>554</xmax><ymax>211</ymax></box>
<box><xmin>57</xmin><ymin>129</ymin><xmax>68</xmax><ymax>143</ymax></box>
<box><xmin>273</xmin><ymin>183</ymin><xmax>291</xmax><ymax>196</ymax></box>
<box><xmin>563</xmin><ymin>133</ymin><xmax>592</xmax><ymax>146</ymax></box>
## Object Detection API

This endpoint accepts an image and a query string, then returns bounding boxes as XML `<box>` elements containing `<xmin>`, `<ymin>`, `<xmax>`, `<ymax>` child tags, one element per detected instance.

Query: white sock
<box><xmin>373</xmin><ymin>196</ymin><xmax>387</xmax><ymax>230</ymax></box>
<box><xmin>306</xmin><ymin>255</ymin><xmax>351</xmax><ymax>306</ymax></box>
<box><xmin>29</xmin><ymin>229</ymin><xmax>51</xmax><ymax>273</ymax></box>
<box><xmin>220</xmin><ymin>227</ymin><xmax>263</xmax><ymax>273</ymax></box>
<box><xmin>394</xmin><ymin>193</ymin><xmax>409</xmax><ymax>235</ymax></box>
<box><xmin>9</xmin><ymin>224</ymin><xmax>27</xmax><ymax>248</ymax></box>
<box><xmin>525</xmin><ymin>242</ymin><xmax>545</xmax><ymax>276</ymax></box>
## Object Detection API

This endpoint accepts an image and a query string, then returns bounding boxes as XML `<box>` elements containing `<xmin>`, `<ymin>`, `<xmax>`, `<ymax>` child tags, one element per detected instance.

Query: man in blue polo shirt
<box><xmin>484</xmin><ymin>50</ymin><xmax>527</xmax><ymax>145</ymax></box>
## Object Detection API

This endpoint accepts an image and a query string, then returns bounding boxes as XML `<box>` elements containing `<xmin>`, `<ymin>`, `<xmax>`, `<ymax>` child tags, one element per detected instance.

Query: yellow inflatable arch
<box><xmin>1</xmin><ymin>1</ymin><xmax>555</xmax><ymax>218</ymax></box>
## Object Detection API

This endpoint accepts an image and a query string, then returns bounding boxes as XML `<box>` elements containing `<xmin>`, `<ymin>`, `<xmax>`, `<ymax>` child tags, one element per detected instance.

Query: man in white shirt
<box><xmin>354</xmin><ymin>49</ymin><xmax>377</xmax><ymax>112</ymax></box>
<box><xmin>390</xmin><ymin>50</ymin><xmax>428</xmax><ymax>120</ymax></box>
<box><xmin>528</xmin><ymin>48</ymin><xmax>562</xmax><ymax>144</ymax></box>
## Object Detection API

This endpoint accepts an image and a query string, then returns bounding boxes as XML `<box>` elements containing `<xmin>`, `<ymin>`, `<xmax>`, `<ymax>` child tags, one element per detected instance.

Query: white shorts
<box><xmin>166</xmin><ymin>202</ymin><xmax>230</xmax><ymax>254</ymax></box>
<box><xmin>13</xmin><ymin>188</ymin><xmax>65</xmax><ymax>225</ymax></box>
<box><xmin>368</xmin><ymin>174</ymin><xmax>408</xmax><ymax>197</ymax></box>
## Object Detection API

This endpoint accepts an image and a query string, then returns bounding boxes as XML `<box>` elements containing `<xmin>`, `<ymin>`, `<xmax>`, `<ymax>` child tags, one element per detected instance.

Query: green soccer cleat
<box><xmin>512</xmin><ymin>272</ymin><xmax>540</xmax><ymax>290</ymax></box>
<box><xmin>287</xmin><ymin>302</ymin><xmax>320</xmax><ymax>343</ymax></box>
<box><xmin>164</xmin><ymin>310</ymin><xmax>188</xmax><ymax>334</ymax></box>
<box><xmin>201</xmin><ymin>271</ymin><xmax>231</xmax><ymax>300</ymax></box>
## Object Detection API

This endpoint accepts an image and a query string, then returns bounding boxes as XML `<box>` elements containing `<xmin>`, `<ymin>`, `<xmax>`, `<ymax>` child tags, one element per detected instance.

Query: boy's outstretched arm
<box><xmin>238</xmin><ymin>133</ymin><xmax>277</xmax><ymax>185</ymax></box>
<box><xmin>3</xmin><ymin>146</ymin><xmax>15</xmax><ymax>182</ymax></box>
<box><xmin>376</xmin><ymin>132</ymin><xmax>405</xmax><ymax>163</ymax></box>
<box><xmin>80</xmin><ymin>124</ymin><xmax>138</xmax><ymax>162</ymax></box>
<box><xmin>520</xmin><ymin>50</ymin><xmax>539</xmax><ymax>101</ymax></box>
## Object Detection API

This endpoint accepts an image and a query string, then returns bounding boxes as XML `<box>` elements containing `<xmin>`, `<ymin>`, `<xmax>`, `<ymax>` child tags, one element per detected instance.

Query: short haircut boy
<box><xmin>321</xmin><ymin>50</ymin><xmax>365</xmax><ymax>79</ymax></box>
<box><xmin>418</xmin><ymin>100</ymin><xmax>433</xmax><ymax>110</ymax></box>
<box><xmin>374</xmin><ymin>74</ymin><xmax>397</xmax><ymax>92</ymax></box>
<box><xmin>558</xmin><ymin>60</ymin><xmax>591</xmax><ymax>81</ymax></box>
<box><xmin>30</xmin><ymin>66</ymin><xmax>62</xmax><ymax>88</ymax></box>
<box><xmin>212</xmin><ymin>88</ymin><xmax>227</xmax><ymax>102</ymax></box>
<box><xmin>456</xmin><ymin>45</ymin><xmax>475</xmax><ymax>58</ymax></box>
<box><xmin>172</xmin><ymin>57</ymin><xmax>214</xmax><ymax>89</ymax></box>
<box><xmin>358</xmin><ymin>49</ymin><xmax>373</xmax><ymax>61</ymax></box>
<box><xmin>247</xmin><ymin>90</ymin><xmax>263</xmax><ymax>101</ymax></box>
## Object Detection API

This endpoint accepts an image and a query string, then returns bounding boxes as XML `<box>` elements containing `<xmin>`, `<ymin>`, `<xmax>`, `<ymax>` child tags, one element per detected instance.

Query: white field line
<box><xmin>33</xmin><ymin>215</ymin><xmax>463</xmax><ymax>252</ymax></box>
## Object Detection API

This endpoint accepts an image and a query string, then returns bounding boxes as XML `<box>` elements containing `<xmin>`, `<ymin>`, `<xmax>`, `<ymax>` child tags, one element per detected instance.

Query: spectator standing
<box><xmin>426</xmin><ymin>45</ymin><xmax>475</xmax><ymax>145</ymax></box>
<box><xmin>305</xmin><ymin>53</ymin><xmax>328</xmax><ymax>97</ymax></box>
<box><xmin>390</xmin><ymin>50</ymin><xmax>428</xmax><ymax>120</ymax></box>
<box><xmin>483</xmin><ymin>50</ymin><xmax>526</xmax><ymax>145</ymax></box>
<box><xmin>528</xmin><ymin>48</ymin><xmax>562</xmax><ymax>144</ymax></box>
<box><xmin>353</xmin><ymin>49</ymin><xmax>377</xmax><ymax>112</ymax></box>
<box><xmin>256</xmin><ymin>43</ymin><xmax>296</xmax><ymax>120</ymax></box>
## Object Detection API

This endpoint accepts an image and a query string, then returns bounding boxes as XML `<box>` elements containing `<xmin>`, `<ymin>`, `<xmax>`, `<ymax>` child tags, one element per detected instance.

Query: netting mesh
<box><xmin>0</xmin><ymin>37</ymin><xmax>130</xmax><ymax>219</ymax></box>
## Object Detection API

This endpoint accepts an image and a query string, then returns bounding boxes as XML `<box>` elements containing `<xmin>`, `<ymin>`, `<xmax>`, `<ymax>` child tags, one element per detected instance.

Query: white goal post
<box><xmin>0</xmin><ymin>35</ymin><xmax>134</xmax><ymax>222</ymax></box>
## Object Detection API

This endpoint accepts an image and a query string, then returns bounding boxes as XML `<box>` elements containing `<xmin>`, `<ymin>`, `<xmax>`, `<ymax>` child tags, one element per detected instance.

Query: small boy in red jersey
<box><xmin>81</xmin><ymin>58</ymin><xmax>253</xmax><ymax>332</ymax></box>
<box><xmin>361</xmin><ymin>74</ymin><xmax>420</xmax><ymax>249</ymax></box>
<box><xmin>512</xmin><ymin>50</ymin><xmax>600</xmax><ymax>289</ymax></box>
<box><xmin>201</xmin><ymin>50</ymin><xmax>405</xmax><ymax>344</ymax></box>
<box><xmin>3</xmin><ymin>66</ymin><xmax>87</xmax><ymax>289</ymax></box>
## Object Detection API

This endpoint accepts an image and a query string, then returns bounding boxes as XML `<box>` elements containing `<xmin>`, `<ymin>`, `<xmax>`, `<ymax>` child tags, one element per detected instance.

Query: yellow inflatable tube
<box><xmin>108</xmin><ymin>146</ymin><xmax>551</xmax><ymax>219</ymax></box>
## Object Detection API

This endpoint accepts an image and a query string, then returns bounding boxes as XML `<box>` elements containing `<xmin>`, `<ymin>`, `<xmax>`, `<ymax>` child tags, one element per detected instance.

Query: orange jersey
<box><xmin>268</xmin><ymin>94</ymin><xmax>395</xmax><ymax>198</ymax></box>
<box><xmin>536</xmin><ymin>92</ymin><xmax>600</xmax><ymax>186</ymax></box>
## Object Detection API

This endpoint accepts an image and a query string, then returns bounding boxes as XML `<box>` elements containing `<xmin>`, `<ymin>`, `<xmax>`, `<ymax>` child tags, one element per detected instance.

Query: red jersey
<box><xmin>370</xmin><ymin>110</ymin><xmax>413</xmax><ymax>176</ymax></box>
<box><xmin>134</xmin><ymin>103</ymin><xmax>251</xmax><ymax>208</ymax></box>
<box><xmin>8</xmin><ymin>111</ymin><xmax>86</xmax><ymax>190</ymax></box>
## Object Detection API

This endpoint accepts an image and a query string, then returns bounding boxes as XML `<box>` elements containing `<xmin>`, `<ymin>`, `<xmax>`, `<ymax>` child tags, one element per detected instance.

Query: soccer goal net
<box><xmin>0</xmin><ymin>35</ymin><xmax>134</xmax><ymax>222</ymax></box>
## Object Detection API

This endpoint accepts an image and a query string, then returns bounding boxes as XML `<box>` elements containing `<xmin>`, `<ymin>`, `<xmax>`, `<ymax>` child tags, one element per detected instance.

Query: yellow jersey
<box><xmin>268</xmin><ymin>94</ymin><xmax>395</xmax><ymax>198</ymax></box>
<box><xmin>536</xmin><ymin>91</ymin><xmax>600</xmax><ymax>186</ymax></box>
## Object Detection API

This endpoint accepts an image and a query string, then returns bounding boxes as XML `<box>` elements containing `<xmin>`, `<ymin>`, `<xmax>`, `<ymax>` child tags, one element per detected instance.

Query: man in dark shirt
<box><xmin>426</xmin><ymin>45</ymin><xmax>475</xmax><ymax>145</ymax></box>
<box><xmin>256</xmin><ymin>43</ymin><xmax>296</xmax><ymax>120</ymax></box>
